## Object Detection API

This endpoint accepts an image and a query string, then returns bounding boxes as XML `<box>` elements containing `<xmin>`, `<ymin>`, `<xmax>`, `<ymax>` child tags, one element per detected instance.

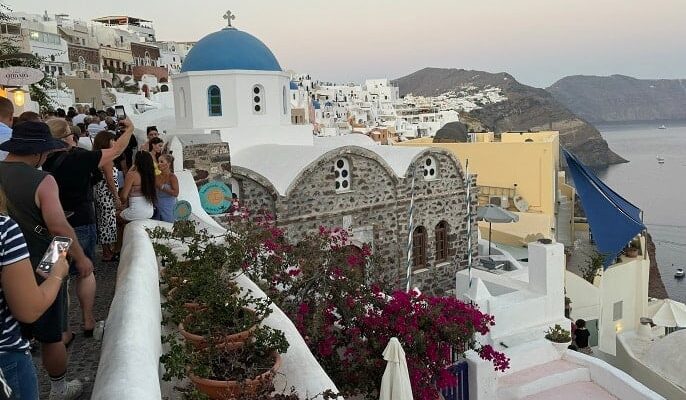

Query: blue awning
<box><xmin>563</xmin><ymin>149</ymin><xmax>645</xmax><ymax>267</ymax></box>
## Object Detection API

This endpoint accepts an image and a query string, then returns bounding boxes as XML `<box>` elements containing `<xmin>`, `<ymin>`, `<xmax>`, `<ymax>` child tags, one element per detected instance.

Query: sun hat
<box><xmin>0</xmin><ymin>121</ymin><xmax>68</xmax><ymax>155</ymax></box>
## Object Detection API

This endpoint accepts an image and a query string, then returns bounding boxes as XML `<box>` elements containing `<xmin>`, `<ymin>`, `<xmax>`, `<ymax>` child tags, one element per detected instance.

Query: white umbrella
<box><xmin>647</xmin><ymin>299</ymin><xmax>686</xmax><ymax>327</ymax></box>
<box><xmin>379</xmin><ymin>337</ymin><xmax>413</xmax><ymax>400</ymax></box>
<box><xmin>476</xmin><ymin>204</ymin><xmax>519</xmax><ymax>255</ymax></box>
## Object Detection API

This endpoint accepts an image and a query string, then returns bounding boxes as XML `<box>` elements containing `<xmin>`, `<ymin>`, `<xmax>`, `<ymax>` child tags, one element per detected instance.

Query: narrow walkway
<box><xmin>33</xmin><ymin>256</ymin><xmax>118</xmax><ymax>399</ymax></box>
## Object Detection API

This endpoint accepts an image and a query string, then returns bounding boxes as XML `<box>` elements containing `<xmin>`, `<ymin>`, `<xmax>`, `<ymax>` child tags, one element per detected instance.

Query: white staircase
<box><xmin>497</xmin><ymin>359</ymin><xmax>591</xmax><ymax>399</ymax></box>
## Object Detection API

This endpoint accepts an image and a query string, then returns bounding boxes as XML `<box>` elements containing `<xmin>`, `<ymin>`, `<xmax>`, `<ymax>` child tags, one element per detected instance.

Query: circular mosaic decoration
<box><xmin>198</xmin><ymin>181</ymin><xmax>233</xmax><ymax>215</ymax></box>
<box><xmin>174</xmin><ymin>200</ymin><xmax>192</xmax><ymax>221</ymax></box>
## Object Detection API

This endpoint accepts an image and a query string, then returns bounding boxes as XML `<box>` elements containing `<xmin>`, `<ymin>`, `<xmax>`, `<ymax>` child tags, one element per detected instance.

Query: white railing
<box><xmin>91</xmin><ymin>220</ymin><xmax>166</xmax><ymax>400</ymax></box>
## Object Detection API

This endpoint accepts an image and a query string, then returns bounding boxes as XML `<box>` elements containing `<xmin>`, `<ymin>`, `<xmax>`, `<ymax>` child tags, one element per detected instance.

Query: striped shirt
<box><xmin>0</xmin><ymin>216</ymin><xmax>30</xmax><ymax>352</ymax></box>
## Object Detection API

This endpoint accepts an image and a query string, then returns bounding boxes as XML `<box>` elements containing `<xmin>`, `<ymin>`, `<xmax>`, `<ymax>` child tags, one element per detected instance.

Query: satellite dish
<box><xmin>513</xmin><ymin>195</ymin><xmax>529</xmax><ymax>212</ymax></box>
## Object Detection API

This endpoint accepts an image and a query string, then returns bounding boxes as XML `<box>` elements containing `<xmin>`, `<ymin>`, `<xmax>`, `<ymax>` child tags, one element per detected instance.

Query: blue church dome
<box><xmin>181</xmin><ymin>28</ymin><xmax>282</xmax><ymax>73</ymax></box>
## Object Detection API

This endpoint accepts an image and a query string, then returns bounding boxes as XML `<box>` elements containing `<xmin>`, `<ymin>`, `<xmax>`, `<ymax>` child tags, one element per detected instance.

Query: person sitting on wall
<box><xmin>573</xmin><ymin>319</ymin><xmax>592</xmax><ymax>355</ymax></box>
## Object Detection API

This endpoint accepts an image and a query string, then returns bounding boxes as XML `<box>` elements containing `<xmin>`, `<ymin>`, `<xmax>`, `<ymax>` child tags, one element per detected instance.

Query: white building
<box><xmin>92</xmin><ymin>16</ymin><xmax>156</xmax><ymax>42</ymax></box>
<box><xmin>456</xmin><ymin>241</ymin><xmax>664</xmax><ymax>400</ymax></box>
<box><xmin>170</xmin><ymin>25</ymin><xmax>312</xmax><ymax>152</ymax></box>
<box><xmin>11</xmin><ymin>11</ymin><xmax>71</xmax><ymax>77</ymax></box>
<box><xmin>155</xmin><ymin>41</ymin><xmax>185</xmax><ymax>75</ymax></box>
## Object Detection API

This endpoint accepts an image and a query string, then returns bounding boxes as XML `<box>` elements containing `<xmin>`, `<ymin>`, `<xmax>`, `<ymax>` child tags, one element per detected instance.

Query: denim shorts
<box><xmin>70</xmin><ymin>224</ymin><xmax>97</xmax><ymax>276</ymax></box>
<box><xmin>0</xmin><ymin>350</ymin><xmax>39</xmax><ymax>399</ymax></box>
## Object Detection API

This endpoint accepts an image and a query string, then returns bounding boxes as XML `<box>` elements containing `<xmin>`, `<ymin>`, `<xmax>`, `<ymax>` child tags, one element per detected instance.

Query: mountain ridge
<box><xmin>547</xmin><ymin>74</ymin><xmax>686</xmax><ymax>122</ymax></box>
<box><xmin>392</xmin><ymin>68</ymin><xmax>626</xmax><ymax>167</ymax></box>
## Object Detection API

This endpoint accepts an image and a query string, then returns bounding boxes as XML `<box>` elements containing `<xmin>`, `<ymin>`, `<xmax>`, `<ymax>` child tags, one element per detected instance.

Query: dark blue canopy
<box><xmin>563</xmin><ymin>149</ymin><xmax>645</xmax><ymax>267</ymax></box>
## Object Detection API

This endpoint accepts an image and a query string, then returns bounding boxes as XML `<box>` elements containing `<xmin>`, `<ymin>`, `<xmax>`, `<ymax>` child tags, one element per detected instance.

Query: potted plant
<box><xmin>162</xmin><ymin>326</ymin><xmax>289</xmax><ymax>400</ymax></box>
<box><xmin>178</xmin><ymin>290</ymin><xmax>270</xmax><ymax>348</ymax></box>
<box><xmin>545</xmin><ymin>324</ymin><xmax>572</xmax><ymax>353</ymax></box>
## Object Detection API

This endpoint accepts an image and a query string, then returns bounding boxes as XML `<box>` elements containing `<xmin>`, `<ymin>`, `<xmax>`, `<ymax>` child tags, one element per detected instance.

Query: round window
<box><xmin>422</xmin><ymin>156</ymin><xmax>438</xmax><ymax>181</ymax></box>
<box><xmin>334</xmin><ymin>158</ymin><xmax>351</xmax><ymax>192</ymax></box>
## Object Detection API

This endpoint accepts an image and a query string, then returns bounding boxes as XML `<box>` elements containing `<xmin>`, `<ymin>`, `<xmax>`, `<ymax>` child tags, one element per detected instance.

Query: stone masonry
<box><xmin>231</xmin><ymin>146</ymin><xmax>478</xmax><ymax>294</ymax></box>
<box><xmin>181</xmin><ymin>142</ymin><xmax>232</xmax><ymax>190</ymax></box>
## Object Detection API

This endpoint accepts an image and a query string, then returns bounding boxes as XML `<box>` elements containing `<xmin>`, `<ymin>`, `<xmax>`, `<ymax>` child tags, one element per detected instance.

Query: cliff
<box><xmin>547</xmin><ymin>75</ymin><xmax>686</xmax><ymax>122</ymax></box>
<box><xmin>393</xmin><ymin>68</ymin><xmax>626</xmax><ymax>167</ymax></box>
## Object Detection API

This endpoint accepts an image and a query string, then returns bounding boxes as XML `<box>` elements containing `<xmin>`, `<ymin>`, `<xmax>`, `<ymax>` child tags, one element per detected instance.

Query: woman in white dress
<box><xmin>119</xmin><ymin>150</ymin><xmax>156</xmax><ymax>222</ymax></box>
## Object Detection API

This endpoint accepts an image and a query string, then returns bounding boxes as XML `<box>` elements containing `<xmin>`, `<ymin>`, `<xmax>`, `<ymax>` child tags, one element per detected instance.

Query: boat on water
<box><xmin>658</xmin><ymin>125</ymin><xmax>667</xmax><ymax>129</ymax></box>
<box><xmin>675</xmin><ymin>268</ymin><xmax>685</xmax><ymax>279</ymax></box>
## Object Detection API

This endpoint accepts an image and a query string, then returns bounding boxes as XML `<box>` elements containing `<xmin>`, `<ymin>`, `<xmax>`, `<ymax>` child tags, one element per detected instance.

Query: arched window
<box><xmin>435</xmin><ymin>221</ymin><xmax>449</xmax><ymax>262</ymax></box>
<box><xmin>252</xmin><ymin>84</ymin><xmax>265</xmax><ymax>114</ymax></box>
<box><xmin>207</xmin><ymin>85</ymin><xmax>222</xmax><ymax>116</ymax></box>
<box><xmin>334</xmin><ymin>157</ymin><xmax>351</xmax><ymax>192</ymax></box>
<box><xmin>412</xmin><ymin>226</ymin><xmax>427</xmax><ymax>269</ymax></box>
<box><xmin>422</xmin><ymin>156</ymin><xmax>438</xmax><ymax>181</ymax></box>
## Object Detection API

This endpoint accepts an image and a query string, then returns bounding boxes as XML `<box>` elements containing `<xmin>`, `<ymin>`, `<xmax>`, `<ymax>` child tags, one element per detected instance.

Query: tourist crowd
<box><xmin>0</xmin><ymin>99</ymin><xmax>178</xmax><ymax>399</ymax></box>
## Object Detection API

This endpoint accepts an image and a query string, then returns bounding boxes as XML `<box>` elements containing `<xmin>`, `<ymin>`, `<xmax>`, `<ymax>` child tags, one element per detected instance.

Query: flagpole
<box><xmin>405</xmin><ymin>168</ymin><xmax>417</xmax><ymax>293</ymax></box>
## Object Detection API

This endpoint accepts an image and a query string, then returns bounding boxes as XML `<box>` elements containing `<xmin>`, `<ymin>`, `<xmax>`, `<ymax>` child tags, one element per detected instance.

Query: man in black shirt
<box><xmin>43</xmin><ymin>117</ymin><xmax>135</xmax><ymax>337</ymax></box>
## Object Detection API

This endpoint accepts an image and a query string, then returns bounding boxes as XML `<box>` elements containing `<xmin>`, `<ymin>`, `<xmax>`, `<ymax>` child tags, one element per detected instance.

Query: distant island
<box><xmin>547</xmin><ymin>75</ymin><xmax>686</xmax><ymax>123</ymax></box>
<box><xmin>393</xmin><ymin>68</ymin><xmax>626</xmax><ymax>167</ymax></box>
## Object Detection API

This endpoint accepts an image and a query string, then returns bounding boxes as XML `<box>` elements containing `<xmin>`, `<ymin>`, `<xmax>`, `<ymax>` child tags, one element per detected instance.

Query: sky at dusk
<box><xmin>13</xmin><ymin>0</ymin><xmax>686</xmax><ymax>88</ymax></box>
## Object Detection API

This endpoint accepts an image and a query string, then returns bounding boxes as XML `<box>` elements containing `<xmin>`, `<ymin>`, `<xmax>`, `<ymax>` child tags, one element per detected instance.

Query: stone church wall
<box><xmin>231</xmin><ymin>147</ymin><xmax>478</xmax><ymax>294</ymax></box>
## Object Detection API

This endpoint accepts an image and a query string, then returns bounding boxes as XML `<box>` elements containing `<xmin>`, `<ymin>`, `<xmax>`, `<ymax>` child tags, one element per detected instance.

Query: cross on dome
<box><xmin>223</xmin><ymin>10</ymin><xmax>236</xmax><ymax>28</ymax></box>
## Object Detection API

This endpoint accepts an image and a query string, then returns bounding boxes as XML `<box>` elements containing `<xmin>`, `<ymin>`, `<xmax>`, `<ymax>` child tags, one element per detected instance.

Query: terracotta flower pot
<box><xmin>179</xmin><ymin>308</ymin><xmax>257</xmax><ymax>349</ymax></box>
<box><xmin>189</xmin><ymin>351</ymin><xmax>282</xmax><ymax>400</ymax></box>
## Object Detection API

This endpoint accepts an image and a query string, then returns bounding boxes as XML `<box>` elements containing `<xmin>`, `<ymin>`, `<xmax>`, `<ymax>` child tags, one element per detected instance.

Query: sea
<box><xmin>592</xmin><ymin>120</ymin><xmax>686</xmax><ymax>303</ymax></box>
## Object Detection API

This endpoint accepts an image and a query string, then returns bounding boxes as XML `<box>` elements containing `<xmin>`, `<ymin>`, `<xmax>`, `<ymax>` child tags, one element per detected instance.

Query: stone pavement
<box><xmin>32</xmin><ymin>255</ymin><xmax>118</xmax><ymax>399</ymax></box>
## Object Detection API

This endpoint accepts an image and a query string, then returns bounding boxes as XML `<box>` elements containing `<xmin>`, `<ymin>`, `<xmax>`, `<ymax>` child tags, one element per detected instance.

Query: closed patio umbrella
<box><xmin>648</xmin><ymin>299</ymin><xmax>686</xmax><ymax>328</ymax></box>
<box><xmin>379</xmin><ymin>337</ymin><xmax>413</xmax><ymax>400</ymax></box>
<box><xmin>476</xmin><ymin>204</ymin><xmax>519</xmax><ymax>255</ymax></box>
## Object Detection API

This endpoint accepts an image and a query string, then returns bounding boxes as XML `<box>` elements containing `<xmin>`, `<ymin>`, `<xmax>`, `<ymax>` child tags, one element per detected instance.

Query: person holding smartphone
<box><xmin>0</xmin><ymin>191</ymin><xmax>69</xmax><ymax>399</ymax></box>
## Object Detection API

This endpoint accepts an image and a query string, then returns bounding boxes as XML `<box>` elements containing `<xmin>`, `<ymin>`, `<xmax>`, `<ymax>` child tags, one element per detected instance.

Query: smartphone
<box><xmin>114</xmin><ymin>105</ymin><xmax>126</xmax><ymax>121</ymax></box>
<box><xmin>37</xmin><ymin>236</ymin><xmax>72</xmax><ymax>275</ymax></box>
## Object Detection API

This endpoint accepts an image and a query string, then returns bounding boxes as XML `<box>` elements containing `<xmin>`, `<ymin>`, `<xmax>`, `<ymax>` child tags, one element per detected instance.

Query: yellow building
<box><xmin>397</xmin><ymin>130</ymin><xmax>575</xmax><ymax>246</ymax></box>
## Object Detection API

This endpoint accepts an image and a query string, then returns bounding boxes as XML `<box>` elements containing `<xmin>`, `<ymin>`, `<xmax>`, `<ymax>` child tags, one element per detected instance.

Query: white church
<box><xmin>170</xmin><ymin>18</ymin><xmax>312</xmax><ymax>152</ymax></box>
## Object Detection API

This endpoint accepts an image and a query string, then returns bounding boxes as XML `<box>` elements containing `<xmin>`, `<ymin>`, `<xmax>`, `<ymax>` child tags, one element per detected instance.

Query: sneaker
<box><xmin>49</xmin><ymin>379</ymin><xmax>83</xmax><ymax>400</ymax></box>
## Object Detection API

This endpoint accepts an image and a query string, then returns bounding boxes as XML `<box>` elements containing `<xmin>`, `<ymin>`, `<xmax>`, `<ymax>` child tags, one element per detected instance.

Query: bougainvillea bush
<box><xmin>225</xmin><ymin>208</ymin><xmax>509</xmax><ymax>400</ymax></box>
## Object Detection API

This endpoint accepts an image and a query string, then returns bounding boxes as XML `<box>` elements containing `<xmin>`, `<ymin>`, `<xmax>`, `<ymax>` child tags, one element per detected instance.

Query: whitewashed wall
<box><xmin>91</xmin><ymin>220</ymin><xmax>164</xmax><ymax>400</ymax></box>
